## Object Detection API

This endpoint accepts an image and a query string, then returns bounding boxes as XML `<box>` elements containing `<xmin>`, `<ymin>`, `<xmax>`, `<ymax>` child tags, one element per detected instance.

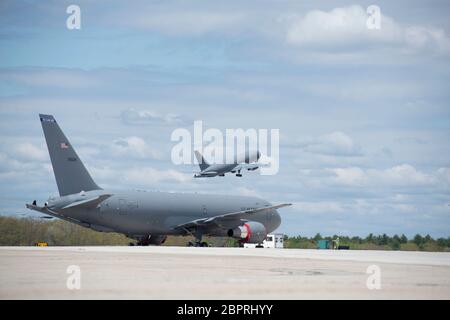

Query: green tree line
<box><xmin>1</xmin><ymin>216</ymin><xmax>449</xmax><ymax>251</ymax></box>
<box><xmin>284</xmin><ymin>233</ymin><xmax>450</xmax><ymax>251</ymax></box>
<box><xmin>0</xmin><ymin>216</ymin><xmax>236</xmax><ymax>247</ymax></box>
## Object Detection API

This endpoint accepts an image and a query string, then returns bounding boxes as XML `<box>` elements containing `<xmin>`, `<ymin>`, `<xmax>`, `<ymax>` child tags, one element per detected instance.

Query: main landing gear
<box><xmin>187</xmin><ymin>232</ymin><xmax>209</xmax><ymax>247</ymax></box>
<box><xmin>129</xmin><ymin>239</ymin><xmax>150</xmax><ymax>246</ymax></box>
<box><xmin>188</xmin><ymin>241</ymin><xmax>209</xmax><ymax>247</ymax></box>
<box><xmin>236</xmin><ymin>169</ymin><xmax>242</xmax><ymax>177</ymax></box>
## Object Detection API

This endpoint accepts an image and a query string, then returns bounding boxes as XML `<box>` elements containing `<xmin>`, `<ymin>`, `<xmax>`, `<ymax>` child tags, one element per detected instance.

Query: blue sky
<box><xmin>0</xmin><ymin>0</ymin><xmax>449</xmax><ymax>237</ymax></box>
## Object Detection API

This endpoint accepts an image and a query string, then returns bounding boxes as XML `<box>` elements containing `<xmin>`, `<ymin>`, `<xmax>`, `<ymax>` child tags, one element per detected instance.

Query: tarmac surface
<box><xmin>1</xmin><ymin>246</ymin><xmax>450</xmax><ymax>299</ymax></box>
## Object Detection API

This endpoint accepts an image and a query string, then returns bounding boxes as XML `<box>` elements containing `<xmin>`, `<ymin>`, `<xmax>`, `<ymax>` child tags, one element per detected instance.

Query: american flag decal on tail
<box><xmin>60</xmin><ymin>142</ymin><xmax>69</xmax><ymax>149</ymax></box>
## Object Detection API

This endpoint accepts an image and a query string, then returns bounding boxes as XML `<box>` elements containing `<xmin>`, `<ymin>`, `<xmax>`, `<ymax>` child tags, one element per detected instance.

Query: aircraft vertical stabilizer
<box><xmin>39</xmin><ymin>114</ymin><xmax>101</xmax><ymax>196</ymax></box>
<box><xmin>194</xmin><ymin>150</ymin><xmax>210</xmax><ymax>171</ymax></box>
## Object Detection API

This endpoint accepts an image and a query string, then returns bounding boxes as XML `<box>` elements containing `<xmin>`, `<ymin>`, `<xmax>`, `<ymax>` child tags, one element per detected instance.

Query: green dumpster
<box><xmin>317</xmin><ymin>240</ymin><xmax>329</xmax><ymax>249</ymax></box>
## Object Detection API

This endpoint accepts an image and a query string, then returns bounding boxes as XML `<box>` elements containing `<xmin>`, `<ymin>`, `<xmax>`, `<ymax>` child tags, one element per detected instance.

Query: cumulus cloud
<box><xmin>124</xmin><ymin>167</ymin><xmax>191</xmax><ymax>185</ymax></box>
<box><xmin>0</xmin><ymin>150</ymin><xmax>53</xmax><ymax>192</ymax></box>
<box><xmin>327</xmin><ymin>167</ymin><xmax>367</xmax><ymax>186</ymax></box>
<box><xmin>326</xmin><ymin>164</ymin><xmax>437</xmax><ymax>187</ymax></box>
<box><xmin>292</xmin><ymin>131</ymin><xmax>363</xmax><ymax>157</ymax></box>
<box><xmin>112</xmin><ymin>136</ymin><xmax>163</xmax><ymax>160</ymax></box>
<box><xmin>285</xmin><ymin>5</ymin><xmax>450</xmax><ymax>55</ymax></box>
<box><xmin>292</xmin><ymin>201</ymin><xmax>345</xmax><ymax>214</ymax></box>
<box><xmin>235</xmin><ymin>187</ymin><xmax>261</xmax><ymax>198</ymax></box>
<box><xmin>104</xmin><ymin>3</ymin><xmax>450</xmax><ymax>56</ymax></box>
<box><xmin>12</xmin><ymin>142</ymin><xmax>47</xmax><ymax>162</ymax></box>
<box><xmin>121</xmin><ymin>108</ymin><xmax>190</xmax><ymax>126</ymax></box>
<box><xmin>0</xmin><ymin>142</ymin><xmax>48</xmax><ymax>177</ymax></box>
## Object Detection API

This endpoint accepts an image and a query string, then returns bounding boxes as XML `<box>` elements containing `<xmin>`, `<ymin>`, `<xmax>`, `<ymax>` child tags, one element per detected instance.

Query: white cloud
<box><xmin>121</xmin><ymin>108</ymin><xmax>189</xmax><ymax>126</ymax></box>
<box><xmin>124</xmin><ymin>167</ymin><xmax>191</xmax><ymax>184</ymax></box>
<box><xmin>126</xmin><ymin>11</ymin><xmax>246</xmax><ymax>36</ymax></box>
<box><xmin>377</xmin><ymin>164</ymin><xmax>435</xmax><ymax>186</ymax></box>
<box><xmin>404</xmin><ymin>26</ymin><xmax>450</xmax><ymax>53</ymax></box>
<box><xmin>105</xmin><ymin>3</ymin><xmax>450</xmax><ymax>56</ymax></box>
<box><xmin>2</xmin><ymin>68</ymin><xmax>100</xmax><ymax>89</ymax></box>
<box><xmin>12</xmin><ymin>142</ymin><xmax>47</xmax><ymax>162</ymax></box>
<box><xmin>327</xmin><ymin>167</ymin><xmax>367</xmax><ymax>186</ymax></box>
<box><xmin>89</xmin><ymin>166</ymin><xmax>117</xmax><ymax>182</ymax></box>
<box><xmin>326</xmin><ymin>164</ymin><xmax>437</xmax><ymax>187</ymax></box>
<box><xmin>294</xmin><ymin>131</ymin><xmax>362</xmax><ymax>156</ymax></box>
<box><xmin>235</xmin><ymin>187</ymin><xmax>261</xmax><ymax>198</ymax></box>
<box><xmin>112</xmin><ymin>136</ymin><xmax>162</xmax><ymax>160</ymax></box>
<box><xmin>286</xmin><ymin>6</ymin><xmax>399</xmax><ymax>47</ymax></box>
<box><xmin>436</xmin><ymin>167</ymin><xmax>450</xmax><ymax>186</ymax></box>
<box><xmin>90</xmin><ymin>165</ymin><xmax>191</xmax><ymax>187</ymax></box>
<box><xmin>292</xmin><ymin>201</ymin><xmax>345</xmax><ymax>214</ymax></box>
<box><xmin>285</xmin><ymin>5</ymin><xmax>450</xmax><ymax>55</ymax></box>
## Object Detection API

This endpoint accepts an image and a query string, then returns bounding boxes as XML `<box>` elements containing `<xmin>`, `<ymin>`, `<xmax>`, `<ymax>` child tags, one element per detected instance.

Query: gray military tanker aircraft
<box><xmin>26</xmin><ymin>114</ymin><xmax>290</xmax><ymax>246</ymax></box>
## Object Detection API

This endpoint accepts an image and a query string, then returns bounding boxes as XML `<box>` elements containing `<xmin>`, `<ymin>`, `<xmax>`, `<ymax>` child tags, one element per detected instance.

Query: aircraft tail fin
<box><xmin>194</xmin><ymin>150</ymin><xmax>210</xmax><ymax>171</ymax></box>
<box><xmin>39</xmin><ymin>114</ymin><xmax>101</xmax><ymax>196</ymax></box>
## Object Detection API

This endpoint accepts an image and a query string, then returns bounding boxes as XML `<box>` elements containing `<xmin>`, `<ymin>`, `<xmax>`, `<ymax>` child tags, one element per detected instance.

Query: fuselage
<box><xmin>47</xmin><ymin>189</ymin><xmax>282</xmax><ymax>238</ymax></box>
<box><xmin>199</xmin><ymin>163</ymin><xmax>238</xmax><ymax>177</ymax></box>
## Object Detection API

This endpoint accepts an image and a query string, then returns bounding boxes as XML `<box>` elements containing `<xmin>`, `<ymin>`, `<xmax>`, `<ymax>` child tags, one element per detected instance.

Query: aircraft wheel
<box><xmin>188</xmin><ymin>241</ymin><xmax>195</xmax><ymax>247</ymax></box>
<box><xmin>201</xmin><ymin>242</ymin><xmax>208</xmax><ymax>247</ymax></box>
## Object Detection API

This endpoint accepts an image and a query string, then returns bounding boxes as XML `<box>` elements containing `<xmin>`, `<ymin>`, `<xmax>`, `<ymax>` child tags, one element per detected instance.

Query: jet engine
<box><xmin>227</xmin><ymin>221</ymin><xmax>266</xmax><ymax>243</ymax></box>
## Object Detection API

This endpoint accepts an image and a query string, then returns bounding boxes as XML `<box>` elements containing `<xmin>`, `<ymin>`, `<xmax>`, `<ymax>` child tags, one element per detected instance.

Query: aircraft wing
<box><xmin>175</xmin><ymin>203</ymin><xmax>292</xmax><ymax>230</ymax></box>
<box><xmin>235</xmin><ymin>162</ymin><xmax>272</xmax><ymax>171</ymax></box>
<box><xmin>234</xmin><ymin>163</ymin><xmax>258</xmax><ymax>171</ymax></box>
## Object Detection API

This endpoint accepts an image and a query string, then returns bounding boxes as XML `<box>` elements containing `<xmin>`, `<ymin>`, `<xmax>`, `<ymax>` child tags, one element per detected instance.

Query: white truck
<box><xmin>244</xmin><ymin>233</ymin><xmax>284</xmax><ymax>248</ymax></box>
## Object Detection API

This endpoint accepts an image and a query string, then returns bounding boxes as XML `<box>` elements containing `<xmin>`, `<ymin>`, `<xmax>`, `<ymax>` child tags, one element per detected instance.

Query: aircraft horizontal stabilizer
<box><xmin>60</xmin><ymin>194</ymin><xmax>112</xmax><ymax>210</ymax></box>
<box><xmin>26</xmin><ymin>203</ymin><xmax>83</xmax><ymax>225</ymax></box>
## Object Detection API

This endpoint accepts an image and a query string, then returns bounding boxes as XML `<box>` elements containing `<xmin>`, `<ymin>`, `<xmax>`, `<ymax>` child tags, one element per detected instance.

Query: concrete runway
<box><xmin>1</xmin><ymin>246</ymin><xmax>450</xmax><ymax>299</ymax></box>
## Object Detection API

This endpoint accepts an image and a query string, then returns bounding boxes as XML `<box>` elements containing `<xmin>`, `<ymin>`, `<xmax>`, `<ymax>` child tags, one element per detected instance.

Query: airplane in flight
<box><xmin>194</xmin><ymin>150</ymin><xmax>262</xmax><ymax>178</ymax></box>
<box><xmin>26</xmin><ymin>114</ymin><xmax>291</xmax><ymax>246</ymax></box>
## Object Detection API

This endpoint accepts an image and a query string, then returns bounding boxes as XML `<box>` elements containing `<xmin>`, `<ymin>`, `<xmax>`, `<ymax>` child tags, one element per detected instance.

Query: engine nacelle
<box><xmin>227</xmin><ymin>221</ymin><xmax>267</xmax><ymax>243</ymax></box>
